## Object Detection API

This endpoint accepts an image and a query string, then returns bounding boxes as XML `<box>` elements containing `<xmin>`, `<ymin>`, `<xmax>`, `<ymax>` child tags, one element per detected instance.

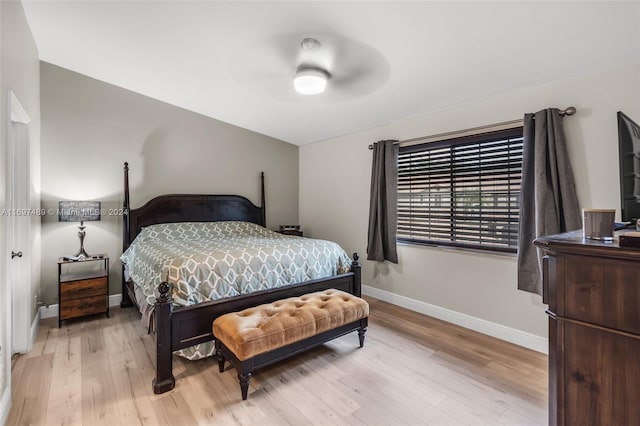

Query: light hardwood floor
<box><xmin>8</xmin><ymin>298</ymin><xmax>547</xmax><ymax>425</ymax></box>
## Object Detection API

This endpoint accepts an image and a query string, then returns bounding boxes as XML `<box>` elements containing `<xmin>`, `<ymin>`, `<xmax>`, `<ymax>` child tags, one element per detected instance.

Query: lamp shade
<box><xmin>58</xmin><ymin>200</ymin><xmax>101</xmax><ymax>222</ymax></box>
<box><xmin>294</xmin><ymin>67</ymin><xmax>329</xmax><ymax>95</ymax></box>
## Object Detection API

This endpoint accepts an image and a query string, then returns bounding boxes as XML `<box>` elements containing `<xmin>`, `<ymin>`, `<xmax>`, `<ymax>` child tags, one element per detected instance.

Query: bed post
<box><xmin>260</xmin><ymin>171</ymin><xmax>266</xmax><ymax>227</ymax></box>
<box><xmin>153</xmin><ymin>282</ymin><xmax>175</xmax><ymax>394</ymax></box>
<box><xmin>121</xmin><ymin>162</ymin><xmax>133</xmax><ymax>308</ymax></box>
<box><xmin>351</xmin><ymin>253</ymin><xmax>361</xmax><ymax>297</ymax></box>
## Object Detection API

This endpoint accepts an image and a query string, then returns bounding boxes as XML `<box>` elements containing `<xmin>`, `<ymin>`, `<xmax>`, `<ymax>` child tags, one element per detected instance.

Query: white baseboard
<box><xmin>39</xmin><ymin>304</ymin><xmax>56</xmax><ymax>319</ymax></box>
<box><xmin>40</xmin><ymin>294</ymin><xmax>123</xmax><ymax>320</ymax></box>
<box><xmin>362</xmin><ymin>285</ymin><xmax>548</xmax><ymax>354</ymax></box>
<box><xmin>0</xmin><ymin>384</ymin><xmax>10</xmax><ymax>426</ymax></box>
<box><xmin>29</xmin><ymin>309</ymin><xmax>40</xmax><ymax>351</ymax></box>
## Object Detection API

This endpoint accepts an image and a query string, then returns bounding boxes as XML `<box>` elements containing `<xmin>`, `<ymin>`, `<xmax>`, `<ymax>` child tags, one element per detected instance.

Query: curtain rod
<box><xmin>368</xmin><ymin>106</ymin><xmax>577</xmax><ymax>150</ymax></box>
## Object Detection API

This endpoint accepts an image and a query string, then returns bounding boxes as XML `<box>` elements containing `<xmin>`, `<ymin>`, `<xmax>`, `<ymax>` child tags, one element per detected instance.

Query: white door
<box><xmin>7</xmin><ymin>90</ymin><xmax>32</xmax><ymax>355</ymax></box>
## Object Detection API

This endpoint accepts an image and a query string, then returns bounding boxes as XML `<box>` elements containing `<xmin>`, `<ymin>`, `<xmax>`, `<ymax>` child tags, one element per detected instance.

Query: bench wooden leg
<box><xmin>238</xmin><ymin>371</ymin><xmax>252</xmax><ymax>400</ymax></box>
<box><xmin>215</xmin><ymin>341</ymin><xmax>226</xmax><ymax>373</ymax></box>
<box><xmin>358</xmin><ymin>326</ymin><xmax>367</xmax><ymax>348</ymax></box>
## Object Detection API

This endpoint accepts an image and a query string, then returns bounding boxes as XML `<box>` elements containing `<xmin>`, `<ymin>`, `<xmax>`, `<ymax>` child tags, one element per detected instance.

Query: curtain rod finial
<box><xmin>564</xmin><ymin>106</ymin><xmax>577</xmax><ymax>116</ymax></box>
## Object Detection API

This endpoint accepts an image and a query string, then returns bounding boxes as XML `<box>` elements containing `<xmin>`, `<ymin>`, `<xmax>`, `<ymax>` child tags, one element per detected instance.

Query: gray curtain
<box><xmin>518</xmin><ymin>109</ymin><xmax>581</xmax><ymax>294</ymax></box>
<box><xmin>367</xmin><ymin>140</ymin><xmax>399</xmax><ymax>263</ymax></box>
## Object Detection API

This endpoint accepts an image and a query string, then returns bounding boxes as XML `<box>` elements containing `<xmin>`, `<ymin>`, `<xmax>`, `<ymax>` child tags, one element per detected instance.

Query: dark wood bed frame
<box><xmin>120</xmin><ymin>162</ymin><xmax>362</xmax><ymax>394</ymax></box>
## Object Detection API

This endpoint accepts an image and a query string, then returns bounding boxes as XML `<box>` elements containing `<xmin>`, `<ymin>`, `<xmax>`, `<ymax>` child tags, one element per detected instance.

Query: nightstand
<box><xmin>278</xmin><ymin>225</ymin><xmax>303</xmax><ymax>237</ymax></box>
<box><xmin>278</xmin><ymin>230</ymin><xmax>303</xmax><ymax>237</ymax></box>
<box><xmin>57</xmin><ymin>255</ymin><xmax>109</xmax><ymax>327</ymax></box>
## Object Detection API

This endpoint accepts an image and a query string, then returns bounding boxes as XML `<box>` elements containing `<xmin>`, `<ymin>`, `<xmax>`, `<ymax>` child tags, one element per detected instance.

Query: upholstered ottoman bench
<box><xmin>213</xmin><ymin>289</ymin><xmax>369</xmax><ymax>400</ymax></box>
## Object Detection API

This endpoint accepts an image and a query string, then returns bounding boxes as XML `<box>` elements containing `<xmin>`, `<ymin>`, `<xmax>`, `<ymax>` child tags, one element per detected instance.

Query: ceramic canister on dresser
<box><xmin>582</xmin><ymin>208</ymin><xmax>615</xmax><ymax>241</ymax></box>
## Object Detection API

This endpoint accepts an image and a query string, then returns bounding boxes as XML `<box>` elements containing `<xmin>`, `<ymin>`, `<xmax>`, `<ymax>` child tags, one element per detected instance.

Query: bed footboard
<box><xmin>151</xmin><ymin>252</ymin><xmax>362</xmax><ymax>394</ymax></box>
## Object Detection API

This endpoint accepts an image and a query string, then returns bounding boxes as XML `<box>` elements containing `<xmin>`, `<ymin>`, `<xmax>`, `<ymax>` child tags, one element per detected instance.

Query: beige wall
<box><xmin>0</xmin><ymin>0</ymin><xmax>41</xmax><ymax>412</ymax></box>
<box><xmin>40</xmin><ymin>62</ymin><xmax>298</xmax><ymax>305</ymax></box>
<box><xmin>300</xmin><ymin>64</ymin><xmax>640</xmax><ymax>340</ymax></box>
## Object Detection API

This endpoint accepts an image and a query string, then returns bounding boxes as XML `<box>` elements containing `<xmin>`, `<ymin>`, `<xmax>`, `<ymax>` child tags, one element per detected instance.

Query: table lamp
<box><xmin>58</xmin><ymin>200</ymin><xmax>101</xmax><ymax>259</ymax></box>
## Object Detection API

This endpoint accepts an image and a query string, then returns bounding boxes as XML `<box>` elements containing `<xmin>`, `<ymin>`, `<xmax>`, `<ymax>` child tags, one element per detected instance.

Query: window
<box><xmin>397</xmin><ymin>127</ymin><xmax>523</xmax><ymax>253</ymax></box>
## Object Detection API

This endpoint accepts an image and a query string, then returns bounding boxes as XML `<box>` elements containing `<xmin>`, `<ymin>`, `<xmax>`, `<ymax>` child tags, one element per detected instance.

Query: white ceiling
<box><xmin>22</xmin><ymin>1</ymin><xmax>640</xmax><ymax>145</ymax></box>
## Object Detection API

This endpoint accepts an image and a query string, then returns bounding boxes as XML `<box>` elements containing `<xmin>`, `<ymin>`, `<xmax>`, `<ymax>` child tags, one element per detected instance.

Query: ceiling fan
<box><xmin>293</xmin><ymin>38</ymin><xmax>331</xmax><ymax>95</ymax></box>
<box><xmin>229</xmin><ymin>33</ymin><xmax>390</xmax><ymax>102</ymax></box>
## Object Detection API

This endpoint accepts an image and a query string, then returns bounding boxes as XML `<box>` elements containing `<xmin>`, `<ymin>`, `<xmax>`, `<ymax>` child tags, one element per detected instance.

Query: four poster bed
<box><xmin>119</xmin><ymin>162</ymin><xmax>362</xmax><ymax>394</ymax></box>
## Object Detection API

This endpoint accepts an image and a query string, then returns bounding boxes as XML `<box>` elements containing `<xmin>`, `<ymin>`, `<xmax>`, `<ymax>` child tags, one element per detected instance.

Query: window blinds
<box><xmin>397</xmin><ymin>127</ymin><xmax>524</xmax><ymax>252</ymax></box>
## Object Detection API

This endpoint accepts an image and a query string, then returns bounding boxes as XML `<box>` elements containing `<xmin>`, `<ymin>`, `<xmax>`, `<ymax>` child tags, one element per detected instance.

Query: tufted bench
<box><xmin>213</xmin><ymin>289</ymin><xmax>369</xmax><ymax>400</ymax></box>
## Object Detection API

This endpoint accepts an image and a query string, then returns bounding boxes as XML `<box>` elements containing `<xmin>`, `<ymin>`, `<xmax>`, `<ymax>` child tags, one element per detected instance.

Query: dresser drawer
<box><xmin>61</xmin><ymin>277</ymin><xmax>107</xmax><ymax>301</ymax></box>
<box><xmin>561</xmin><ymin>321</ymin><xmax>640</xmax><ymax>425</ymax></box>
<box><xmin>564</xmin><ymin>256</ymin><xmax>640</xmax><ymax>334</ymax></box>
<box><xmin>60</xmin><ymin>295</ymin><xmax>107</xmax><ymax>320</ymax></box>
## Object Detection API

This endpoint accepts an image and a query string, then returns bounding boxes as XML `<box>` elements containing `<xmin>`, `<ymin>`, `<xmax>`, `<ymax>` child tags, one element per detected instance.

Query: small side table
<box><xmin>277</xmin><ymin>229</ymin><xmax>303</xmax><ymax>237</ymax></box>
<box><xmin>278</xmin><ymin>225</ymin><xmax>303</xmax><ymax>237</ymax></box>
<box><xmin>57</xmin><ymin>254</ymin><xmax>109</xmax><ymax>327</ymax></box>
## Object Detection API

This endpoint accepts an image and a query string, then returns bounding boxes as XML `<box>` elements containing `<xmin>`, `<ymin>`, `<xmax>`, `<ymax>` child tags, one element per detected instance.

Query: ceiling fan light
<box><xmin>294</xmin><ymin>67</ymin><xmax>329</xmax><ymax>95</ymax></box>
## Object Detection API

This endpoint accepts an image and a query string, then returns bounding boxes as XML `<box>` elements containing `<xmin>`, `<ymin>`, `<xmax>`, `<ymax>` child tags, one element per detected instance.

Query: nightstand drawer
<box><xmin>61</xmin><ymin>277</ymin><xmax>108</xmax><ymax>301</ymax></box>
<box><xmin>59</xmin><ymin>295</ymin><xmax>107</xmax><ymax>320</ymax></box>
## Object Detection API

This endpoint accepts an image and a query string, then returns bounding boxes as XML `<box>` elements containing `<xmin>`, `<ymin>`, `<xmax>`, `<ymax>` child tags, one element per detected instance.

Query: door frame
<box><xmin>1</xmin><ymin>89</ymin><xmax>33</xmax><ymax>424</ymax></box>
<box><xmin>7</xmin><ymin>89</ymin><xmax>32</xmax><ymax>355</ymax></box>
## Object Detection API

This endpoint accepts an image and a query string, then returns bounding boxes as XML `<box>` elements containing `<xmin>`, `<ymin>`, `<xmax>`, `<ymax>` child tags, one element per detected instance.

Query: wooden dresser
<box><xmin>534</xmin><ymin>231</ymin><xmax>640</xmax><ymax>426</ymax></box>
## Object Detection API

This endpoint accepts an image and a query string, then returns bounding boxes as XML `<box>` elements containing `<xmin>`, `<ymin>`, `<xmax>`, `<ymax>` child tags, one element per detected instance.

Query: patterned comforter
<box><xmin>120</xmin><ymin>221</ymin><xmax>352</xmax><ymax>359</ymax></box>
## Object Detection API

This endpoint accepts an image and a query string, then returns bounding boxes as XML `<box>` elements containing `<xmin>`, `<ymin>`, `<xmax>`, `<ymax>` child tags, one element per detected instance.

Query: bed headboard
<box><xmin>122</xmin><ymin>162</ymin><xmax>266</xmax><ymax>250</ymax></box>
